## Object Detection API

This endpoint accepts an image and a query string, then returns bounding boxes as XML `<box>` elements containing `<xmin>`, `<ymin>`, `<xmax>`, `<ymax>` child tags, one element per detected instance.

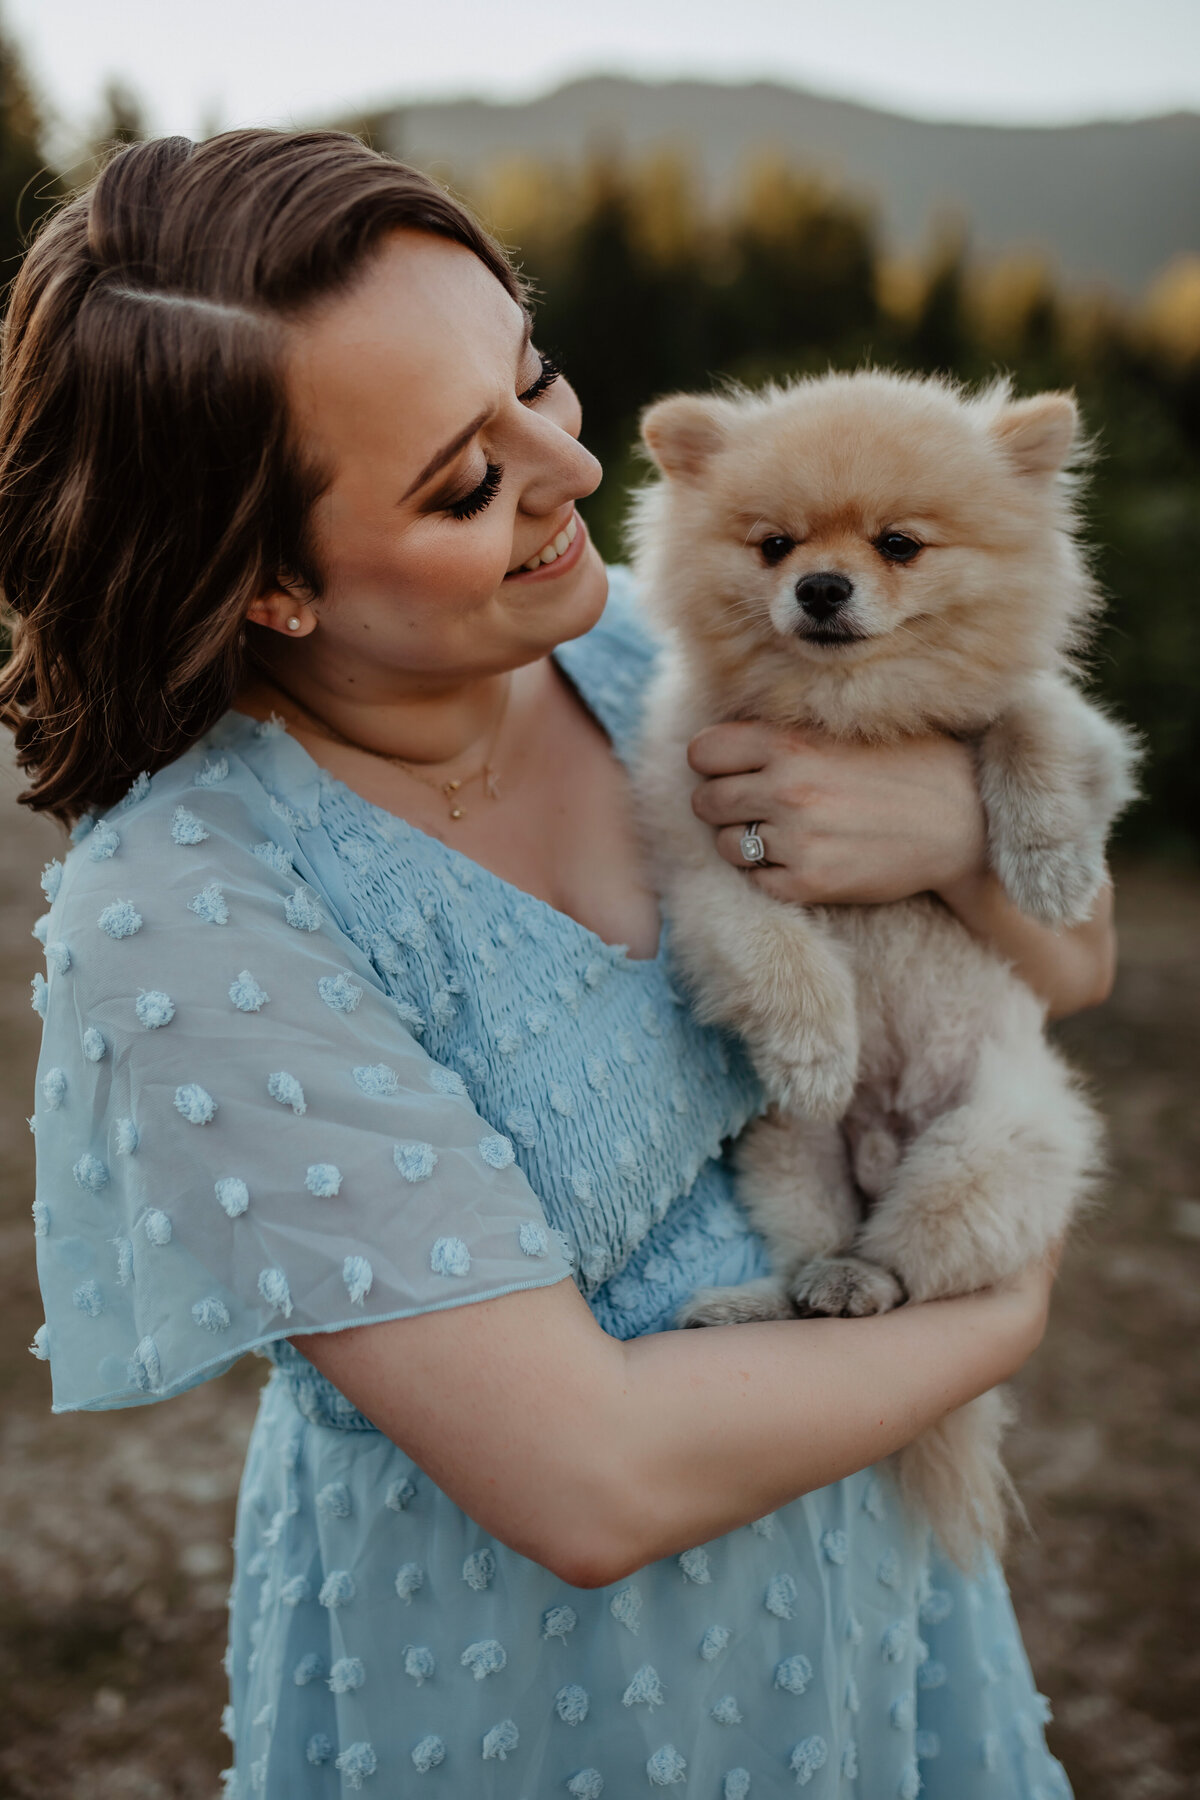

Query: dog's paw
<box><xmin>676</xmin><ymin>1280</ymin><xmax>795</xmax><ymax>1328</ymax></box>
<box><xmin>991</xmin><ymin>838</ymin><xmax>1106</xmax><ymax>928</ymax></box>
<box><xmin>788</xmin><ymin>1256</ymin><xmax>905</xmax><ymax>1319</ymax></box>
<box><xmin>754</xmin><ymin>1032</ymin><xmax>859</xmax><ymax>1121</ymax></box>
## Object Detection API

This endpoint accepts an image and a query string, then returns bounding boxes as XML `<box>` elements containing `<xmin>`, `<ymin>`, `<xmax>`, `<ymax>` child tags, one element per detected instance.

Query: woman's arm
<box><xmin>938</xmin><ymin>867</ymin><xmax>1115</xmax><ymax>1019</ymax></box>
<box><xmin>687</xmin><ymin>722</ymin><xmax>1116</xmax><ymax>1018</ymax></box>
<box><xmin>296</xmin><ymin>1258</ymin><xmax>1053</xmax><ymax>1589</ymax></box>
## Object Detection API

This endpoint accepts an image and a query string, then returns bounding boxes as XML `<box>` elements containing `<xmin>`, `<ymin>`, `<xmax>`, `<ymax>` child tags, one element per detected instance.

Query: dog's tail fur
<box><xmin>897</xmin><ymin>1388</ymin><xmax>1025</xmax><ymax>1570</ymax></box>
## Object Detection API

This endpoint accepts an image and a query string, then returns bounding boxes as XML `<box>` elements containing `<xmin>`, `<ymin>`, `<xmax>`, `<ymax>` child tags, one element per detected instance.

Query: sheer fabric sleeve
<box><xmin>29</xmin><ymin>768</ymin><xmax>572</xmax><ymax>1412</ymax></box>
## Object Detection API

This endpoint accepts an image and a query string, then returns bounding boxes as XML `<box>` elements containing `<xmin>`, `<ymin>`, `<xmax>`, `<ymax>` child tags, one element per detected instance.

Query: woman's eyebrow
<box><xmin>401</xmin><ymin>406</ymin><xmax>491</xmax><ymax>502</ymax></box>
<box><xmin>399</xmin><ymin>312</ymin><xmax>535</xmax><ymax>504</ymax></box>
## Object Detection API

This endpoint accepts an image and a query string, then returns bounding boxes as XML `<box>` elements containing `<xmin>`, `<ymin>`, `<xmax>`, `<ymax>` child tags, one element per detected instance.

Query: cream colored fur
<box><xmin>629</xmin><ymin>370</ymin><xmax>1139</xmax><ymax>1568</ymax></box>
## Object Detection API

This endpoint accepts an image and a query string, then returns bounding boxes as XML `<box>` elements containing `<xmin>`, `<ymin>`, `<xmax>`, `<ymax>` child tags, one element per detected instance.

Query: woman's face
<box><xmin>260</xmin><ymin>229</ymin><xmax>607</xmax><ymax>696</ymax></box>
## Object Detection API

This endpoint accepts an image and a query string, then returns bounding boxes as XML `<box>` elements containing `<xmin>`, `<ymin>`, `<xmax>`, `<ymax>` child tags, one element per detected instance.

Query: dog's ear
<box><xmin>990</xmin><ymin>392</ymin><xmax>1079</xmax><ymax>477</ymax></box>
<box><xmin>640</xmin><ymin>394</ymin><xmax>731</xmax><ymax>479</ymax></box>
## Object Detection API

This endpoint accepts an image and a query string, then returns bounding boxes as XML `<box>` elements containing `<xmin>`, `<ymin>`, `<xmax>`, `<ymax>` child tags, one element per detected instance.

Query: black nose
<box><xmin>796</xmin><ymin>571</ymin><xmax>854</xmax><ymax>621</ymax></box>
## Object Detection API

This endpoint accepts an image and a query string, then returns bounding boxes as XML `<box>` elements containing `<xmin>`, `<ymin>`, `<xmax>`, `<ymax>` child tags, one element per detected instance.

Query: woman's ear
<box><xmin>640</xmin><ymin>393</ymin><xmax>732</xmax><ymax>480</ymax></box>
<box><xmin>246</xmin><ymin>576</ymin><xmax>318</xmax><ymax>638</ymax></box>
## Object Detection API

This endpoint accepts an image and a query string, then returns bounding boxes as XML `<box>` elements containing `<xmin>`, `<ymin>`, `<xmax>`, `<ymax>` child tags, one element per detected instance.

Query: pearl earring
<box><xmin>286</xmin><ymin>616</ymin><xmax>301</xmax><ymax>632</ymax></box>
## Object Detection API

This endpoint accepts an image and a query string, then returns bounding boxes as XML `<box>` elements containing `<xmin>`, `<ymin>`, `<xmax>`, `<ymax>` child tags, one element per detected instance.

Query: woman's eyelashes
<box><xmin>448</xmin><ymin>461</ymin><xmax>503</xmax><ymax>521</ymax></box>
<box><xmin>518</xmin><ymin>352</ymin><xmax>561</xmax><ymax>405</ymax></box>
<box><xmin>445</xmin><ymin>355</ymin><xmax>564</xmax><ymax>521</ymax></box>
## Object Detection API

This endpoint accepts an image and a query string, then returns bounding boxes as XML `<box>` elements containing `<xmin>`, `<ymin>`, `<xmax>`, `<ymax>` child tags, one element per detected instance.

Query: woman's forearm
<box><xmin>298</xmin><ymin>1267</ymin><xmax>1049</xmax><ymax>1588</ymax></box>
<box><xmin>603</xmin><ymin>1277</ymin><xmax>1043</xmax><ymax>1577</ymax></box>
<box><xmin>938</xmin><ymin>869</ymin><xmax>1116</xmax><ymax>1019</ymax></box>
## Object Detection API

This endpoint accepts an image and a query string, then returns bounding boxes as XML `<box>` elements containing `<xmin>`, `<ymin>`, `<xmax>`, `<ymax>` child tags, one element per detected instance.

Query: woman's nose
<box><xmin>521</xmin><ymin>438</ymin><xmax>602</xmax><ymax>517</ymax></box>
<box><xmin>519</xmin><ymin>388</ymin><xmax>603</xmax><ymax>516</ymax></box>
<box><xmin>569</xmin><ymin>438</ymin><xmax>603</xmax><ymax>502</ymax></box>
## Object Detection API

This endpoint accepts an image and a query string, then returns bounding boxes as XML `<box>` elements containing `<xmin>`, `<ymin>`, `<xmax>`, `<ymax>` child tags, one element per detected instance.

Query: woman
<box><xmin>2</xmin><ymin>131</ymin><xmax>1113</xmax><ymax>1798</ymax></box>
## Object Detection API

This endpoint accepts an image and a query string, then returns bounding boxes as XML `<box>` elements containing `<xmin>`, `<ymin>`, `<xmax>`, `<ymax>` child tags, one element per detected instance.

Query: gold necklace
<box><xmin>276</xmin><ymin>679</ymin><xmax>512</xmax><ymax>822</ymax></box>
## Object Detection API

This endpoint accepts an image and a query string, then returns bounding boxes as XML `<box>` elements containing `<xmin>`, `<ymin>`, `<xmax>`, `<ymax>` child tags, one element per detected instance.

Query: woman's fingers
<box><xmin>714</xmin><ymin>823</ymin><xmax>775</xmax><ymax>869</ymax></box>
<box><xmin>691</xmin><ymin>772</ymin><xmax>776</xmax><ymax>827</ymax></box>
<box><xmin>686</xmin><ymin>721</ymin><xmax>778</xmax><ymax>776</ymax></box>
<box><xmin>994</xmin><ymin>1243</ymin><xmax>1065</xmax><ymax>1346</ymax></box>
<box><xmin>1042</xmin><ymin>1234</ymin><xmax>1068</xmax><ymax>1276</ymax></box>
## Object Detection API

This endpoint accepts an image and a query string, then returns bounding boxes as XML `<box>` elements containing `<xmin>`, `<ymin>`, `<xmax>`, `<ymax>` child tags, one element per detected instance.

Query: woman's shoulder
<box><xmin>32</xmin><ymin>713</ymin><xmax>397</xmax><ymax>1052</ymax></box>
<box><xmin>61</xmin><ymin>713</ymin><xmax>291</xmax><ymax>851</ymax></box>
<box><xmin>49</xmin><ymin>712</ymin><xmax>351</xmax><ymax>920</ymax></box>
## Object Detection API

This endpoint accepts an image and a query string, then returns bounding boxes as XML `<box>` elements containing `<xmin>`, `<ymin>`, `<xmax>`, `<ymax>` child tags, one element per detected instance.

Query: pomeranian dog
<box><xmin>629</xmin><ymin>370</ymin><xmax>1139</xmax><ymax>1565</ymax></box>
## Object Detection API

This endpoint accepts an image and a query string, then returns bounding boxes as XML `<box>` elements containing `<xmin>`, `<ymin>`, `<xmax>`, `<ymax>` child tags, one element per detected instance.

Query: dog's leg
<box><xmin>677</xmin><ymin>1275</ymin><xmax>797</xmax><ymax>1328</ymax></box>
<box><xmin>788</xmin><ymin>1254</ymin><xmax>906</xmax><ymax>1319</ymax></box>
<box><xmin>780</xmin><ymin>1103</ymin><xmax>908</xmax><ymax>1319</ymax></box>
<box><xmin>666</xmin><ymin>863</ymin><xmax>859</xmax><ymax>1117</ymax></box>
<box><xmin>856</xmin><ymin>1032</ymin><xmax>1088</xmax><ymax>1564</ymax></box>
<box><xmin>854</xmin><ymin>1030</ymin><xmax>1102</xmax><ymax>1303</ymax></box>
<box><xmin>977</xmin><ymin>671</ymin><xmax>1140</xmax><ymax>926</ymax></box>
<box><xmin>638</xmin><ymin>670</ymin><xmax>860</xmax><ymax>1118</ymax></box>
<box><xmin>678</xmin><ymin>1110</ymin><xmax>874</xmax><ymax>1327</ymax></box>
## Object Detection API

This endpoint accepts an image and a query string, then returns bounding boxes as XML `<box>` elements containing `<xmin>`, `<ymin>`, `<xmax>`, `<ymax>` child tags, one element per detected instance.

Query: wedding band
<box><xmin>740</xmin><ymin>823</ymin><xmax>766</xmax><ymax>864</ymax></box>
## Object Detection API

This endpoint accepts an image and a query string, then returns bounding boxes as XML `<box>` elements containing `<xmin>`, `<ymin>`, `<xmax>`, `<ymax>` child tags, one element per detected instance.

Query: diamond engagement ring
<box><xmin>740</xmin><ymin>823</ymin><xmax>766</xmax><ymax>864</ymax></box>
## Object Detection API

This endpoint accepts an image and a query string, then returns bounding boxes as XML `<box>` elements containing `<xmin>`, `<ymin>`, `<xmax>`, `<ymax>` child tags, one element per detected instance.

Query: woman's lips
<box><xmin>504</xmin><ymin>512</ymin><xmax>586</xmax><ymax>582</ymax></box>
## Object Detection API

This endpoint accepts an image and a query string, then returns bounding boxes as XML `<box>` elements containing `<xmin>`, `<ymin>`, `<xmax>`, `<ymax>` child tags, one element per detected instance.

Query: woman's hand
<box><xmin>688</xmin><ymin>720</ymin><xmax>1116</xmax><ymax>1018</ymax></box>
<box><xmin>984</xmin><ymin>1239</ymin><xmax>1064</xmax><ymax>1378</ymax></box>
<box><xmin>688</xmin><ymin>721</ymin><xmax>986</xmax><ymax>905</ymax></box>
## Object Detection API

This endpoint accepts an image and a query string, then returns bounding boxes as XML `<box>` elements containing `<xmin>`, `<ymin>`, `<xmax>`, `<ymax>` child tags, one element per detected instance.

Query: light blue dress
<box><xmin>28</xmin><ymin>570</ymin><xmax>1072</xmax><ymax>1798</ymax></box>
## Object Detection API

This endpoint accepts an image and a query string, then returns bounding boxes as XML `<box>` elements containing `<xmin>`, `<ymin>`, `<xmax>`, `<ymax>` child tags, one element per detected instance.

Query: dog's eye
<box><xmin>759</xmin><ymin>536</ymin><xmax>794</xmax><ymax>566</ymax></box>
<box><xmin>874</xmin><ymin>532</ymin><xmax>922</xmax><ymax>564</ymax></box>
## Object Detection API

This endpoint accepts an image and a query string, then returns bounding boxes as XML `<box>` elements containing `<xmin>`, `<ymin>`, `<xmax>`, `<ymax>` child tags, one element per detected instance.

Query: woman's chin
<box><xmin>567</xmin><ymin>541</ymin><xmax>611</xmax><ymax>630</ymax></box>
<box><xmin>511</xmin><ymin>539</ymin><xmax>609</xmax><ymax>648</ymax></box>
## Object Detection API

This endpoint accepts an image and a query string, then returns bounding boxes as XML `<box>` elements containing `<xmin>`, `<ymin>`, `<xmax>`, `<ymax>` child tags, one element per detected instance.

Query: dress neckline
<box><xmin>225</xmin><ymin>632</ymin><xmax>667</xmax><ymax>971</ymax></box>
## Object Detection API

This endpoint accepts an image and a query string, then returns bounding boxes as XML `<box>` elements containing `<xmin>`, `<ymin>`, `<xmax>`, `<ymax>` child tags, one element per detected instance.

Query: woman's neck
<box><xmin>238</xmin><ymin>660</ymin><xmax>518</xmax><ymax>771</ymax></box>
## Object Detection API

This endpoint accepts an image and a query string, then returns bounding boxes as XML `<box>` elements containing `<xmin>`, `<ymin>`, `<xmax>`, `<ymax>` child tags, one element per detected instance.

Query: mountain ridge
<box><xmin>368</xmin><ymin>73</ymin><xmax>1200</xmax><ymax>294</ymax></box>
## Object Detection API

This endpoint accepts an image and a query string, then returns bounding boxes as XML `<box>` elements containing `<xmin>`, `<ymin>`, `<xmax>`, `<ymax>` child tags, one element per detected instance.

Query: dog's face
<box><xmin>632</xmin><ymin>372</ymin><xmax>1095</xmax><ymax>734</ymax></box>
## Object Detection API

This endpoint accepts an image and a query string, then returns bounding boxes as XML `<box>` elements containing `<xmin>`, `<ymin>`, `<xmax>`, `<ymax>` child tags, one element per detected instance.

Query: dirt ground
<box><xmin>0</xmin><ymin>746</ymin><xmax>1196</xmax><ymax>1800</ymax></box>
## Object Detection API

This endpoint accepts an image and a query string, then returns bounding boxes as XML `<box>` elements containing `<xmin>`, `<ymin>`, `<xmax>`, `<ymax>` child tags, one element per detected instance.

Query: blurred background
<box><xmin>0</xmin><ymin>3</ymin><xmax>1197</xmax><ymax>1795</ymax></box>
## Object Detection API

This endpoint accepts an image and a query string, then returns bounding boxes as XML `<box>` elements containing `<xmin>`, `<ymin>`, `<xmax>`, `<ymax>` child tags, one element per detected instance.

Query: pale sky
<box><xmin>9</xmin><ymin>0</ymin><xmax>1200</xmax><ymax>158</ymax></box>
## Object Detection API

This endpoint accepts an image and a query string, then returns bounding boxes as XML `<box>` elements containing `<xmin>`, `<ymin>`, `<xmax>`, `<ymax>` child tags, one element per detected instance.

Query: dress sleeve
<box><xmin>29</xmin><ymin>770</ymin><xmax>572</xmax><ymax>1412</ymax></box>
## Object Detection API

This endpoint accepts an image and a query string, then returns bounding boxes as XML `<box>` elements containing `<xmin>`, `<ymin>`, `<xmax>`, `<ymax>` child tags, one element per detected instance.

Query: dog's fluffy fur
<box><xmin>629</xmin><ymin>370</ymin><xmax>1139</xmax><ymax>1566</ymax></box>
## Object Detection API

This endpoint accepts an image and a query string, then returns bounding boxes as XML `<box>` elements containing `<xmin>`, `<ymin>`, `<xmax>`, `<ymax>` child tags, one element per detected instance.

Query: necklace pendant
<box><xmin>449</xmin><ymin>805</ymin><xmax>465</xmax><ymax>821</ymax></box>
<box><xmin>443</xmin><ymin>779</ymin><xmax>462</xmax><ymax>795</ymax></box>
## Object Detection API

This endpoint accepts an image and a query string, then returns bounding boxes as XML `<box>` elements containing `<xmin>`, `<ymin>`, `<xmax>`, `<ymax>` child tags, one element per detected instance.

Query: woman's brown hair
<box><xmin>0</xmin><ymin>129</ymin><xmax>525</xmax><ymax>824</ymax></box>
